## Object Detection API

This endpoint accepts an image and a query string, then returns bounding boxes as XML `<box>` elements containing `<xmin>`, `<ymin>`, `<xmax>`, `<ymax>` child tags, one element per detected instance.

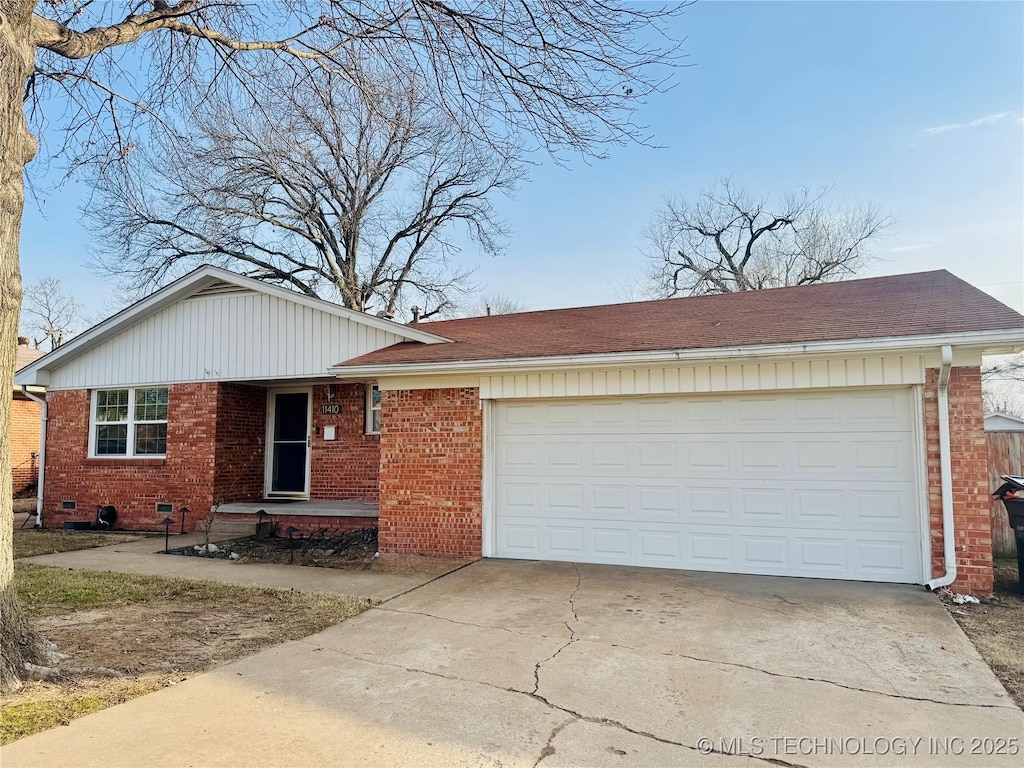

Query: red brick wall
<box><xmin>43</xmin><ymin>384</ymin><xmax>219</xmax><ymax>531</ymax></box>
<box><xmin>215</xmin><ymin>512</ymin><xmax>376</xmax><ymax>537</ymax></box>
<box><xmin>41</xmin><ymin>382</ymin><xmax>383</xmax><ymax>532</ymax></box>
<box><xmin>377</xmin><ymin>387</ymin><xmax>482</xmax><ymax>557</ymax></box>
<box><xmin>923</xmin><ymin>366</ymin><xmax>993</xmax><ymax>595</ymax></box>
<box><xmin>310</xmin><ymin>383</ymin><xmax>379</xmax><ymax>501</ymax></box>
<box><xmin>213</xmin><ymin>383</ymin><xmax>266</xmax><ymax>503</ymax></box>
<box><xmin>11</xmin><ymin>394</ymin><xmax>41</xmax><ymax>494</ymax></box>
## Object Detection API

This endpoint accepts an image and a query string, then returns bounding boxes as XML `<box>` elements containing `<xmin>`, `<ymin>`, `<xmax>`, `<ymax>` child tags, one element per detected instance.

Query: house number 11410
<box><xmin>321</xmin><ymin>405</ymin><xmax>341</xmax><ymax>414</ymax></box>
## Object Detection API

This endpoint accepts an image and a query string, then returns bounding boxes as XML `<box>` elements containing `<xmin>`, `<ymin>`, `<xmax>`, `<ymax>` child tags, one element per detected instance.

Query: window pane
<box><xmin>135</xmin><ymin>423</ymin><xmax>167</xmax><ymax>455</ymax></box>
<box><xmin>95</xmin><ymin>424</ymin><xmax>128</xmax><ymax>455</ymax></box>
<box><xmin>372</xmin><ymin>410</ymin><xmax>382</xmax><ymax>433</ymax></box>
<box><xmin>135</xmin><ymin>387</ymin><xmax>169</xmax><ymax>422</ymax></box>
<box><xmin>95</xmin><ymin>389</ymin><xmax>129</xmax><ymax>423</ymax></box>
<box><xmin>371</xmin><ymin>386</ymin><xmax>382</xmax><ymax>408</ymax></box>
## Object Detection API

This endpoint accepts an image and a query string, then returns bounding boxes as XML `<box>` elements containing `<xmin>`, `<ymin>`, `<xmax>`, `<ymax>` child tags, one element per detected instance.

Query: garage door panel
<box><xmin>689</xmin><ymin>531</ymin><xmax>734</xmax><ymax>565</ymax></box>
<box><xmin>592</xmin><ymin>528</ymin><xmax>631</xmax><ymax>558</ymax></box>
<box><xmin>495</xmin><ymin>392</ymin><xmax>916</xmax><ymax>437</ymax></box>
<box><xmin>639</xmin><ymin>529</ymin><xmax>682</xmax><ymax>561</ymax></box>
<box><xmin>499</xmin><ymin>436</ymin><xmax>915</xmax><ymax>483</ymax></box>
<box><xmin>493</xmin><ymin>390</ymin><xmax>923</xmax><ymax>583</ymax></box>
<box><xmin>496</xmin><ymin>515</ymin><xmax>922</xmax><ymax>580</ymax></box>
<box><xmin>498</xmin><ymin>477</ymin><xmax>918</xmax><ymax>531</ymax></box>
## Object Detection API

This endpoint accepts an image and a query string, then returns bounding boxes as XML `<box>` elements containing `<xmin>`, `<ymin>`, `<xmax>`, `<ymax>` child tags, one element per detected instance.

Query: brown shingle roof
<box><xmin>336</xmin><ymin>270</ymin><xmax>1024</xmax><ymax>368</ymax></box>
<box><xmin>16</xmin><ymin>344</ymin><xmax>45</xmax><ymax>371</ymax></box>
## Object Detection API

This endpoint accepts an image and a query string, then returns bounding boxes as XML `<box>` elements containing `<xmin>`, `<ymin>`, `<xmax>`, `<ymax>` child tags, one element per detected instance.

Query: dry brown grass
<box><xmin>14</xmin><ymin>529</ymin><xmax>154</xmax><ymax>559</ymax></box>
<box><xmin>3</xmin><ymin>565</ymin><xmax>369</xmax><ymax>744</ymax></box>
<box><xmin>948</xmin><ymin>559</ymin><xmax>1024</xmax><ymax>709</ymax></box>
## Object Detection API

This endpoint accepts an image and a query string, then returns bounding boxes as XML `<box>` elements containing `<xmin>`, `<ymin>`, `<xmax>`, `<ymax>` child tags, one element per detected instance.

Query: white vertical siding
<box><xmin>49</xmin><ymin>291</ymin><xmax>404</xmax><ymax>389</ymax></box>
<box><xmin>476</xmin><ymin>355</ymin><xmax>925</xmax><ymax>399</ymax></box>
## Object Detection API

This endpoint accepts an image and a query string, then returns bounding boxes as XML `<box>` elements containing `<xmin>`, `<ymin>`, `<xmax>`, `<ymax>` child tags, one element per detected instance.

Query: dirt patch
<box><xmin>4</xmin><ymin>566</ymin><xmax>368</xmax><ymax>744</ymax></box>
<box><xmin>945</xmin><ymin>559</ymin><xmax>1024</xmax><ymax>709</ymax></box>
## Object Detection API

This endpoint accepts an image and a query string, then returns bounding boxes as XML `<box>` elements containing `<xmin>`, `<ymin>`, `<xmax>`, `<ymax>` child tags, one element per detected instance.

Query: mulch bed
<box><xmin>168</xmin><ymin>527</ymin><xmax>379</xmax><ymax>568</ymax></box>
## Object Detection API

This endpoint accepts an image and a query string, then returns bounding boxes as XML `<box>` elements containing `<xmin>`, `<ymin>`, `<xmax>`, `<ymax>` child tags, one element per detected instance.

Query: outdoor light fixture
<box><xmin>286</xmin><ymin>525</ymin><xmax>299</xmax><ymax>564</ymax></box>
<box><xmin>256</xmin><ymin>509</ymin><xmax>268</xmax><ymax>541</ymax></box>
<box><xmin>162</xmin><ymin>516</ymin><xmax>174</xmax><ymax>553</ymax></box>
<box><xmin>179</xmin><ymin>506</ymin><xmax>189</xmax><ymax>534</ymax></box>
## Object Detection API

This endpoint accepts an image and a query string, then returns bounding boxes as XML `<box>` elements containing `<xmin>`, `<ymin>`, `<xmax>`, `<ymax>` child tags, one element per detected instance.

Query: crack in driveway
<box><xmin>531</xmin><ymin>564</ymin><xmax>582</xmax><ymax>696</ymax></box>
<box><xmin>365</xmin><ymin>570</ymin><xmax>1015</xmax><ymax>713</ymax></box>
<box><xmin>306</xmin><ymin>640</ymin><xmax>805</xmax><ymax>768</ymax></box>
<box><xmin>599</xmin><ymin>641</ymin><xmax>1018</xmax><ymax>712</ymax></box>
<box><xmin>375</xmin><ymin>606</ymin><xmax>563</xmax><ymax>641</ymax></box>
<box><xmin>532</xmin><ymin>718</ymin><xmax>575</xmax><ymax>767</ymax></box>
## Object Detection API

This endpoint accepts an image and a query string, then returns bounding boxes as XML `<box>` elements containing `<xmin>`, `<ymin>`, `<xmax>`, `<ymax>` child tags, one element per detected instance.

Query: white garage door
<box><xmin>492</xmin><ymin>389</ymin><xmax>924</xmax><ymax>583</ymax></box>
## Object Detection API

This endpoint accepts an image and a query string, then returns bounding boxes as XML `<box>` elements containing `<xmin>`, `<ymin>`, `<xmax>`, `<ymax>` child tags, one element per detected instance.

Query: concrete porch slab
<box><xmin>218</xmin><ymin>499</ymin><xmax>379</xmax><ymax>518</ymax></box>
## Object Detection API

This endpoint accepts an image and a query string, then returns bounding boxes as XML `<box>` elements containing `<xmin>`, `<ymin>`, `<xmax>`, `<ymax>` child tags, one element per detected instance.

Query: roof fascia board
<box><xmin>13</xmin><ymin>266</ymin><xmax>451</xmax><ymax>386</ymax></box>
<box><xmin>329</xmin><ymin>328</ymin><xmax>1024</xmax><ymax>379</ymax></box>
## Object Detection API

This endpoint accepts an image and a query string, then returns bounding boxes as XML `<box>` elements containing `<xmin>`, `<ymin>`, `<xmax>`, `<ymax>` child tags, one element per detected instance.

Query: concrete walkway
<box><xmin>16</xmin><ymin>531</ymin><xmax>471</xmax><ymax>602</ymax></box>
<box><xmin>4</xmin><ymin>560</ymin><xmax>1022</xmax><ymax>767</ymax></box>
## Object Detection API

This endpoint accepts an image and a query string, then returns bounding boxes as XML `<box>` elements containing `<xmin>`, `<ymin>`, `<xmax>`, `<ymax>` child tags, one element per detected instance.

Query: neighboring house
<box><xmin>984</xmin><ymin>412</ymin><xmax>1024</xmax><ymax>432</ymax></box>
<box><xmin>12</xmin><ymin>337</ymin><xmax>45</xmax><ymax>495</ymax></box>
<box><xmin>14</xmin><ymin>267</ymin><xmax>1024</xmax><ymax>595</ymax></box>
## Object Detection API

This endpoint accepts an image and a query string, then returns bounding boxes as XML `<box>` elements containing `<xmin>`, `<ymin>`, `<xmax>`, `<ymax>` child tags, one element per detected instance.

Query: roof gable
<box><xmin>333</xmin><ymin>270</ymin><xmax>1024</xmax><ymax>371</ymax></box>
<box><xmin>15</xmin><ymin>266</ymin><xmax>450</xmax><ymax>388</ymax></box>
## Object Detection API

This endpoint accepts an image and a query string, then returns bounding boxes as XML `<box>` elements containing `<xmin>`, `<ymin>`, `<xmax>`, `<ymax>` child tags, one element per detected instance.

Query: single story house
<box><xmin>12</xmin><ymin>338</ymin><xmax>45</xmax><ymax>495</ymax></box>
<box><xmin>984</xmin><ymin>412</ymin><xmax>1024</xmax><ymax>432</ymax></box>
<box><xmin>14</xmin><ymin>266</ymin><xmax>1024</xmax><ymax>594</ymax></box>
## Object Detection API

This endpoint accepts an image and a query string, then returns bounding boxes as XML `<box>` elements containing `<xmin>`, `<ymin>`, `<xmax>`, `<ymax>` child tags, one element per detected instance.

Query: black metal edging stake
<box><xmin>286</xmin><ymin>525</ymin><xmax>298</xmax><ymax>564</ymax></box>
<box><xmin>162</xmin><ymin>517</ymin><xmax>174</xmax><ymax>553</ymax></box>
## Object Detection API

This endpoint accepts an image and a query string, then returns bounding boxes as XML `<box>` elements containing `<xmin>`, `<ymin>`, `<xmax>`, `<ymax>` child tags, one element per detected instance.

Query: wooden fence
<box><xmin>988</xmin><ymin>431</ymin><xmax>1023</xmax><ymax>558</ymax></box>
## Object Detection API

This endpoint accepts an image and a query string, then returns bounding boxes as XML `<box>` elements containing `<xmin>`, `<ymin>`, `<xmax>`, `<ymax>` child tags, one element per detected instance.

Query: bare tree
<box><xmin>0</xmin><ymin>0</ymin><xmax>685</xmax><ymax>692</ymax></box>
<box><xmin>983</xmin><ymin>353</ymin><xmax>1024</xmax><ymax>417</ymax></box>
<box><xmin>92</xmin><ymin>69</ymin><xmax>517</xmax><ymax>318</ymax></box>
<box><xmin>644</xmin><ymin>179</ymin><xmax>893</xmax><ymax>297</ymax></box>
<box><xmin>20</xmin><ymin>277</ymin><xmax>82</xmax><ymax>350</ymax></box>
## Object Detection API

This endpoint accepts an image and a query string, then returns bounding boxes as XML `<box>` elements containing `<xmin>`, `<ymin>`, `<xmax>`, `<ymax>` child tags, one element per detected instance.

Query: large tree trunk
<box><xmin>0</xmin><ymin>0</ymin><xmax>46</xmax><ymax>693</ymax></box>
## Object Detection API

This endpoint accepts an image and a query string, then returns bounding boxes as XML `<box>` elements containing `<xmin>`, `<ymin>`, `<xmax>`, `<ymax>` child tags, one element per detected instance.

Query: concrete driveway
<box><xmin>4</xmin><ymin>561</ymin><xmax>1022</xmax><ymax>767</ymax></box>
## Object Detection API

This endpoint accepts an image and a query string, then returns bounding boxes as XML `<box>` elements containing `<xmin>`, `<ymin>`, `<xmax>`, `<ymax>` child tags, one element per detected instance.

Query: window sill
<box><xmin>84</xmin><ymin>457</ymin><xmax>167</xmax><ymax>467</ymax></box>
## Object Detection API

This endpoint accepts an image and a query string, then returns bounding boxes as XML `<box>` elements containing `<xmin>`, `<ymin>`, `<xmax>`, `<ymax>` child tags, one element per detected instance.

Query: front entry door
<box><xmin>267</xmin><ymin>390</ymin><xmax>311</xmax><ymax>496</ymax></box>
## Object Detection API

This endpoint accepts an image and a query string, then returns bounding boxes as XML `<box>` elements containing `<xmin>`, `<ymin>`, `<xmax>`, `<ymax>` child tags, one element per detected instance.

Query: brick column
<box><xmin>377</xmin><ymin>387</ymin><xmax>483</xmax><ymax>557</ymax></box>
<box><xmin>923</xmin><ymin>366</ymin><xmax>993</xmax><ymax>594</ymax></box>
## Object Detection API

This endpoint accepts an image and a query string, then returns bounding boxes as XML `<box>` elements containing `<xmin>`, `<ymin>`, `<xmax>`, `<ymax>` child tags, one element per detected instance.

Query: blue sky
<box><xmin>18</xmin><ymin>0</ymin><xmax>1024</xmax><ymax>323</ymax></box>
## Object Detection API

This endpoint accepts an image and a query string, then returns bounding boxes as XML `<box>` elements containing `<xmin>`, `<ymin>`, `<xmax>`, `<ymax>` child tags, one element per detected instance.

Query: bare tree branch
<box><xmin>643</xmin><ymin>179</ymin><xmax>894</xmax><ymax>297</ymax></box>
<box><xmin>90</xmin><ymin>67</ymin><xmax>517</xmax><ymax>317</ymax></box>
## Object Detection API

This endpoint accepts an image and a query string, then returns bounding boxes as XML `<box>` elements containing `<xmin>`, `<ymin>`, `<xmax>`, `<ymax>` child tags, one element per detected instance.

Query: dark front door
<box><xmin>270</xmin><ymin>391</ymin><xmax>309</xmax><ymax>495</ymax></box>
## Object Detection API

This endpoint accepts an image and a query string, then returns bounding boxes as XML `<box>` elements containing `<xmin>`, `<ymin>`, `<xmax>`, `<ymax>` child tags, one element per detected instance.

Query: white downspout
<box><xmin>21</xmin><ymin>386</ymin><xmax>46</xmax><ymax>528</ymax></box>
<box><xmin>925</xmin><ymin>345</ymin><xmax>956</xmax><ymax>591</ymax></box>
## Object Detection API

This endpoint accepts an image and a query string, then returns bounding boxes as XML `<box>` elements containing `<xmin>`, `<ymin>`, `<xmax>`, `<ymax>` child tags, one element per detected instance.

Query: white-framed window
<box><xmin>90</xmin><ymin>387</ymin><xmax>169</xmax><ymax>457</ymax></box>
<box><xmin>365</xmin><ymin>383</ymin><xmax>382</xmax><ymax>434</ymax></box>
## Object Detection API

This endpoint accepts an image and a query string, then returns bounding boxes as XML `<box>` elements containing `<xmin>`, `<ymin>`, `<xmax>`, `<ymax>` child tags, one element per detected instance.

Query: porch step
<box><xmin>200</xmin><ymin>520</ymin><xmax>271</xmax><ymax>537</ymax></box>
